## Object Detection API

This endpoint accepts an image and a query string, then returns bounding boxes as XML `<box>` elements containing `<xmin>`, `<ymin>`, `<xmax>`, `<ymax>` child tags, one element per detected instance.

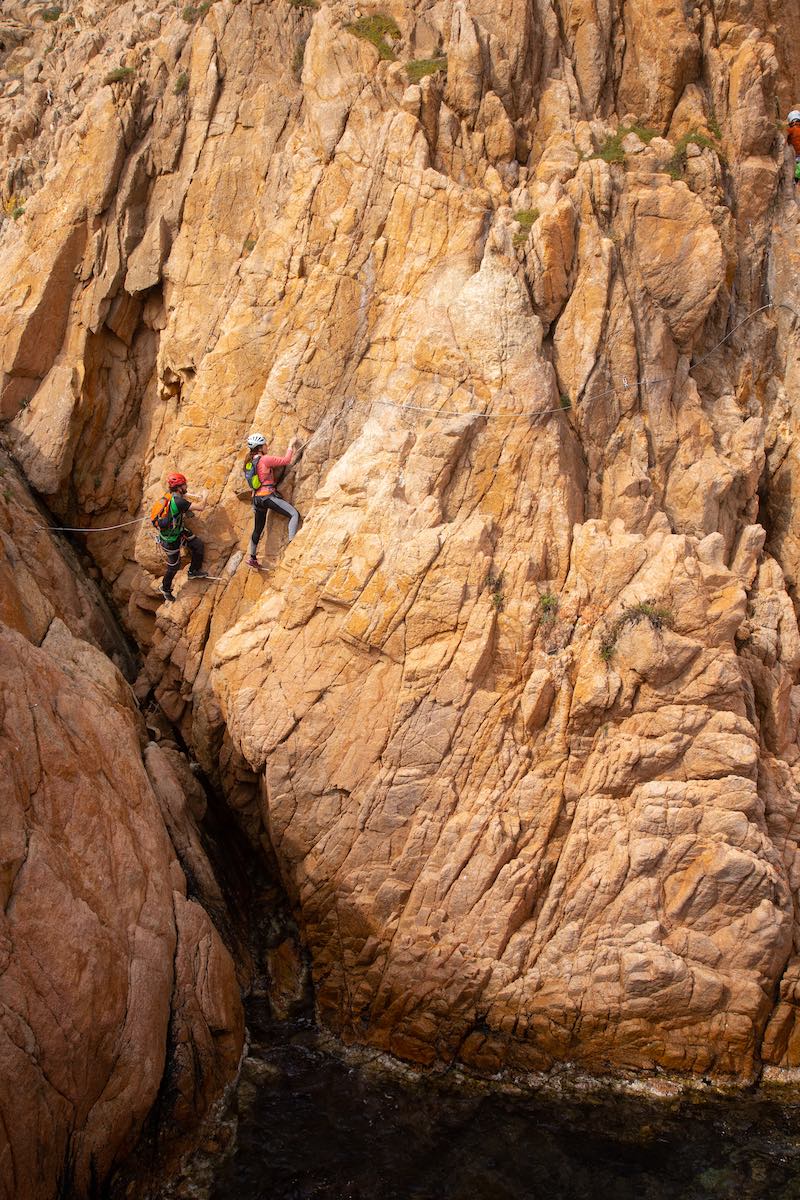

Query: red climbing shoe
<box><xmin>245</xmin><ymin>555</ymin><xmax>260</xmax><ymax>569</ymax></box>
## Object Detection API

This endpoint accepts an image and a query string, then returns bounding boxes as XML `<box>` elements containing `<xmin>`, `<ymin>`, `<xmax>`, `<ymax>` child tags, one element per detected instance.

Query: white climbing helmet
<box><xmin>789</xmin><ymin>110</ymin><xmax>800</xmax><ymax>124</ymax></box>
<box><xmin>247</xmin><ymin>432</ymin><xmax>267</xmax><ymax>449</ymax></box>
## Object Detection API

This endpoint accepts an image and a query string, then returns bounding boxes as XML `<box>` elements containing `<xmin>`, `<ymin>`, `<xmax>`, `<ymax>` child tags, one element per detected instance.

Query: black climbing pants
<box><xmin>248</xmin><ymin>492</ymin><xmax>300</xmax><ymax>556</ymax></box>
<box><xmin>161</xmin><ymin>532</ymin><xmax>204</xmax><ymax>591</ymax></box>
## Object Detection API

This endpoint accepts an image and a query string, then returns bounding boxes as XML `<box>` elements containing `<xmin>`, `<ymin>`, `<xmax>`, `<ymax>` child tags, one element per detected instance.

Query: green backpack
<box><xmin>244</xmin><ymin>455</ymin><xmax>262</xmax><ymax>491</ymax></box>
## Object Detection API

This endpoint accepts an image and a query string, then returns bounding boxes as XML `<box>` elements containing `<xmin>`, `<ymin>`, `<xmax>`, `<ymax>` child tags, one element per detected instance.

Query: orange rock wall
<box><xmin>0</xmin><ymin>455</ymin><xmax>244</xmax><ymax>1200</ymax></box>
<box><xmin>3</xmin><ymin>0</ymin><xmax>800</xmax><ymax>1168</ymax></box>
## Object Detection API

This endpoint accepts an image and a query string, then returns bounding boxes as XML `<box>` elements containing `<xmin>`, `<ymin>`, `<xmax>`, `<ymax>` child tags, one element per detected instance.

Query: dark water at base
<box><xmin>204</xmin><ymin>1020</ymin><xmax>800</xmax><ymax>1200</ymax></box>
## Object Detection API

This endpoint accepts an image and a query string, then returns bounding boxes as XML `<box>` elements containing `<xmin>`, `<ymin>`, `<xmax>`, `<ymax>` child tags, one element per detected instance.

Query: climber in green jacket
<box><xmin>151</xmin><ymin>472</ymin><xmax>208</xmax><ymax>602</ymax></box>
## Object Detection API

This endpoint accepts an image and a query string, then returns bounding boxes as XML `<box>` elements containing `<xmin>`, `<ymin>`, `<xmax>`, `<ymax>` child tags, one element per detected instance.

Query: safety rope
<box><xmin>373</xmin><ymin>397</ymin><xmax>571</xmax><ymax>418</ymax></box>
<box><xmin>372</xmin><ymin>301</ymin><xmax>787</xmax><ymax>422</ymax></box>
<box><xmin>33</xmin><ymin>515</ymin><xmax>150</xmax><ymax>534</ymax></box>
<box><xmin>20</xmin><ymin>300</ymin><xmax>800</xmax><ymax>542</ymax></box>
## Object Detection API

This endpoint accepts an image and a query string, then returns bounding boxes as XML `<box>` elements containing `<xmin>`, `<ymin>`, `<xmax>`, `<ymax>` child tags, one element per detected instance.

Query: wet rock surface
<box><xmin>170</xmin><ymin>1012</ymin><xmax>800</xmax><ymax>1200</ymax></box>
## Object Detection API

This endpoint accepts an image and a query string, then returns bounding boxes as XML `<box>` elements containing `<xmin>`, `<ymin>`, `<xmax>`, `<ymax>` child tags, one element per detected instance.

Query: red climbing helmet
<box><xmin>167</xmin><ymin>472</ymin><xmax>187</xmax><ymax>489</ymax></box>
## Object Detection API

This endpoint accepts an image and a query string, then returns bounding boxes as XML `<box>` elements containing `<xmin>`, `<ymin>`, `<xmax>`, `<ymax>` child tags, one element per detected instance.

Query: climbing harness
<box><xmin>152</xmin><ymin>527</ymin><xmax>186</xmax><ymax>555</ymax></box>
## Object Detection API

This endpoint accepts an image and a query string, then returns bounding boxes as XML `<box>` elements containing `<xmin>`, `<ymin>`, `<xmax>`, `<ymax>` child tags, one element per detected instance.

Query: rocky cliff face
<box><xmin>4</xmin><ymin>0</ymin><xmax>800</xmax><ymax>1185</ymax></box>
<box><xmin>0</xmin><ymin>452</ymin><xmax>244</xmax><ymax>1199</ymax></box>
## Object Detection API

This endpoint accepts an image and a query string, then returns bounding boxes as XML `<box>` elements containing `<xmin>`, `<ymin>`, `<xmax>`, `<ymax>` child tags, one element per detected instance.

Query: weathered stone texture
<box><xmin>0</xmin><ymin>459</ymin><xmax>243</xmax><ymax>1200</ymax></box>
<box><xmin>3</xmin><ymin>0</ymin><xmax>800</xmax><ymax>1189</ymax></box>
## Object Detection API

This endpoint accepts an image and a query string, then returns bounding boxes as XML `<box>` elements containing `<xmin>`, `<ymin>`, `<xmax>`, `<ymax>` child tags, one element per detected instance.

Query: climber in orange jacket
<box><xmin>151</xmin><ymin>472</ymin><xmax>208</xmax><ymax>601</ymax></box>
<box><xmin>787</xmin><ymin>110</ymin><xmax>800</xmax><ymax>183</ymax></box>
<box><xmin>243</xmin><ymin>433</ymin><xmax>301</xmax><ymax>568</ymax></box>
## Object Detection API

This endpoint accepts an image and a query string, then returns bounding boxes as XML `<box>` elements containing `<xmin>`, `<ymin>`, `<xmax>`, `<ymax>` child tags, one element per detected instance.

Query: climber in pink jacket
<box><xmin>788</xmin><ymin>110</ymin><xmax>800</xmax><ymax>183</ymax></box>
<box><xmin>243</xmin><ymin>433</ymin><xmax>301</xmax><ymax>568</ymax></box>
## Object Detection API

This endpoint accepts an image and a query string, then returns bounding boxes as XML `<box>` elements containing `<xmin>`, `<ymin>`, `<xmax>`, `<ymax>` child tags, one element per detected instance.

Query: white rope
<box><xmin>692</xmin><ymin>301</ymin><xmax>775</xmax><ymax>368</ymax></box>
<box><xmin>20</xmin><ymin>302</ymin><xmax>798</xmax><ymax>544</ymax></box>
<box><xmin>35</xmin><ymin>515</ymin><xmax>149</xmax><ymax>533</ymax></box>
<box><xmin>372</xmin><ymin>301</ymin><xmax>785</xmax><ymax>422</ymax></box>
<box><xmin>372</xmin><ymin>398</ymin><xmax>569</xmax><ymax>419</ymax></box>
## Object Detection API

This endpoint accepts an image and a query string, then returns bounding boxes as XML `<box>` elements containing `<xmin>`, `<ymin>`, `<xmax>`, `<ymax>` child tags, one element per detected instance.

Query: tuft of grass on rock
<box><xmin>514</xmin><ymin>208</ymin><xmax>539</xmax><ymax>230</ymax></box>
<box><xmin>3</xmin><ymin>193</ymin><xmax>25</xmax><ymax>220</ymax></box>
<box><xmin>289</xmin><ymin>0</ymin><xmax>319</xmax><ymax>8</ymax></box>
<box><xmin>539</xmin><ymin>592</ymin><xmax>559</xmax><ymax>622</ymax></box>
<box><xmin>665</xmin><ymin>128</ymin><xmax>722</xmax><ymax>180</ymax></box>
<box><xmin>41</xmin><ymin>6</ymin><xmax>63</xmax><ymax>20</ymax></box>
<box><xmin>173</xmin><ymin>70</ymin><xmax>189</xmax><ymax>94</ymax></box>
<box><xmin>344</xmin><ymin>13</ymin><xmax>400</xmax><ymax>61</ymax></box>
<box><xmin>588</xmin><ymin>123</ymin><xmax>720</xmax><ymax>179</ymax></box>
<box><xmin>103</xmin><ymin>66</ymin><xmax>135</xmax><ymax>85</ymax></box>
<box><xmin>624</xmin><ymin>123</ymin><xmax>658</xmax><ymax>144</ymax></box>
<box><xmin>182</xmin><ymin>1</ymin><xmax>210</xmax><ymax>21</ymax></box>
<box><xmin>513</xmin><ymin>207</ymin><xmax>539</xmax><ymax>247</ymax></box>
<box><xmin>591</xmin><ymin>124</ymin><xmax>658</xmax><ymax>165</ymax></box>
<box><xmin>594</xmin><ymin>131</ymin><xmax>626</xmax><ymax>163</ymax></box>
<box><xmin>599</xmin><ymin>600</ymin><xmax>675</xmax><ymax>663</ymax></box>
<box><xmin>406</xmin><ymin>56</ymin><xmax>446</xmax><ymax>84</ymax></box>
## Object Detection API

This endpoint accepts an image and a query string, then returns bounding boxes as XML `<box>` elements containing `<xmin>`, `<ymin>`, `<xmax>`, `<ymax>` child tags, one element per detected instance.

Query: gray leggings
<box><xmin>249</xmin><ymin>492</ymin><xmax>300</xmax><ymax>555</ymax></box>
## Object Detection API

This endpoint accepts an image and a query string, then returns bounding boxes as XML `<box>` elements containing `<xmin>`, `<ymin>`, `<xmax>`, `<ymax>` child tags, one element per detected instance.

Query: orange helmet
<box><xmin>167</xmin><ymin>472</ymin><xmax>187</xmax><ymax>489</ymax></box>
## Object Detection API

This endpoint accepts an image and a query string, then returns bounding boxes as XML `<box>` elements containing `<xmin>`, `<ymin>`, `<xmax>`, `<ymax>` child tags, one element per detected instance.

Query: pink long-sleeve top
<box><xmin>255</xmin><ymin>449</ymin><xmax>293</xmax><ymax>495</ymax></box>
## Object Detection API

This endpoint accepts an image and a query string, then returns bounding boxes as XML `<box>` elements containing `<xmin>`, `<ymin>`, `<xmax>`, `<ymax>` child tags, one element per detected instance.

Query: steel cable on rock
<box><xmin>32</xmin><ymin>515</ymin><xmax>151</xmax><ymax>534</ymax></box>
<box><xmin>14</xmin><ymin>301</ymin><xmax>800</xmax><ymax>540</ymax></box>
<box><xmin>29</xmin><ymin>510</ymin><xmax>233</xmax><ymax>581</ymax></box>
<box><xmin>372</xmin><ymin>300</ymin><xmax>789</xmax><ymax>423</ymax></box>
